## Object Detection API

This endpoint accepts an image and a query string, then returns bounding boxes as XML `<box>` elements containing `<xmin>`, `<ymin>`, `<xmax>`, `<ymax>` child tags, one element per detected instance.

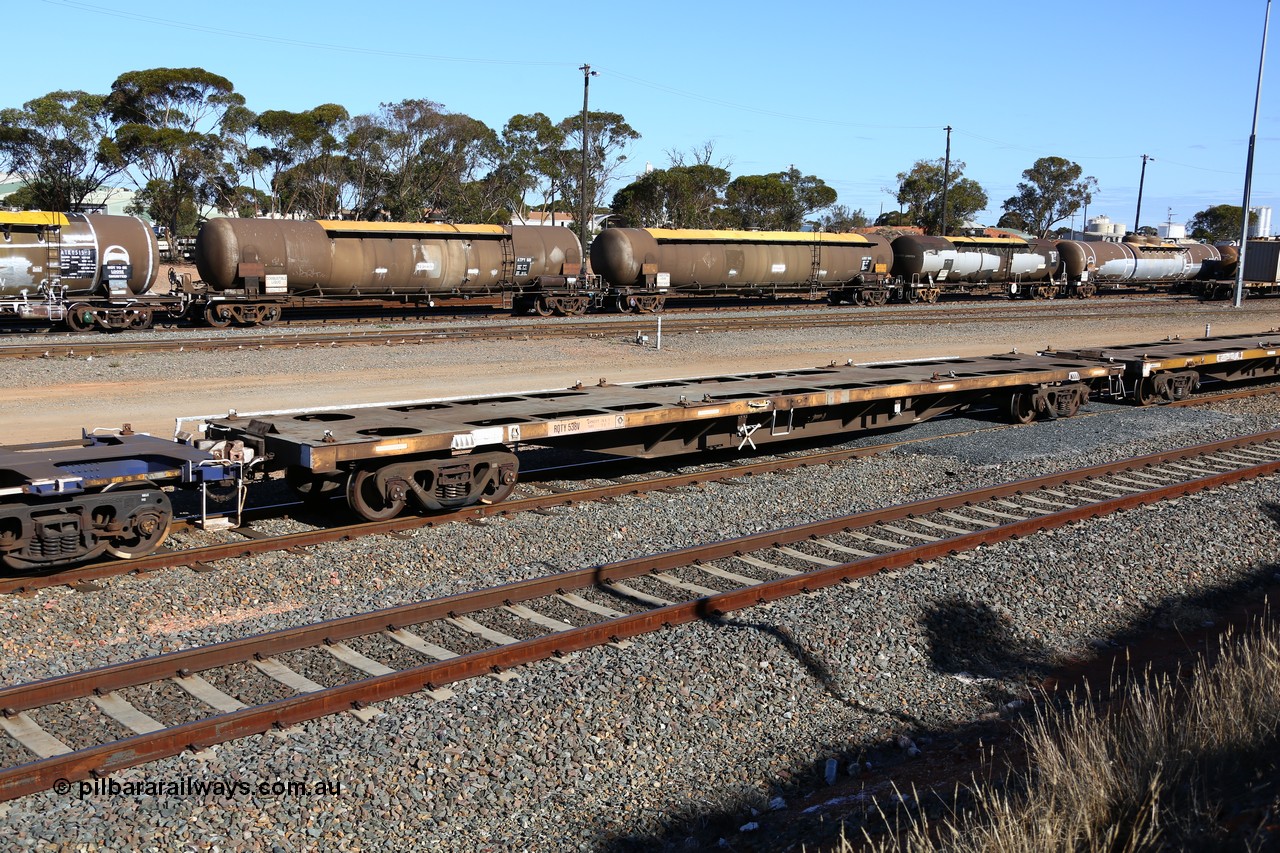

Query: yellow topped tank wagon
<box><xmin>194</xmin><ymin>218</ymin><xmax>589</xmax><ymax>322</ymax></box>
<box><xmin>0</xmin><ymin>211</ymin><xmax>174</xmax><ymax>330</ymax></box>
<box><xmin>589</xmin><ymin>228</ymin><xmax>894</xmax><ymax>311</ymax></box>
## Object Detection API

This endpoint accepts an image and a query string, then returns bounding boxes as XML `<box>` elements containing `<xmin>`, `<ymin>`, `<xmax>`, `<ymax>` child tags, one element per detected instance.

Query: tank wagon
<box><xmin>5</xmin><ymin>331</ymin><xmax>1280</xmax><ymax>569</ymax></box>
<box><xmin>1056</xmin><ymin>236</ymin><xmax>1225</xmax><ymax>292</ymax></box>
<box><xmin>194</xmin><ymin>219</ymin><xmax>588</xmax><ymax>322</ymax></box>
<box><xmin>588</xmin><ymin>228</ymin><xmax>893</xmax><ymax>310</ymax></box>
<box><xmin>0</xmin><ymin>211</ymin><xmax>169</xmax><ymax>330</ymax></box>
<box><xmin>888</xmin><ymin>234</ymin><xmax>1069</xmax><ymax>300</ymax></box>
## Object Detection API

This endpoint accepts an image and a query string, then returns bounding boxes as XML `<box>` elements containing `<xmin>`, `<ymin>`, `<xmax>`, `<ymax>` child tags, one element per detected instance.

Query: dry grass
<box><xmin>849</xmin><ymin>613</ymin><xmax>1280</xmax><ymax>852</ymax></box>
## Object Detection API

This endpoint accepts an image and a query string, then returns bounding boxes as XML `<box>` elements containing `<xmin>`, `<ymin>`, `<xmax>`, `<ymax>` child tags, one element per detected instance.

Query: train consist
<box><xmin>0</xmin><ymin>210</ymin><xmax>1268</xmax><ymax>330</ymax></box>
<box><xmin>2</xmin><ymin>332</ymin><xmax>1278</xmax><ymax>571</ymax></box>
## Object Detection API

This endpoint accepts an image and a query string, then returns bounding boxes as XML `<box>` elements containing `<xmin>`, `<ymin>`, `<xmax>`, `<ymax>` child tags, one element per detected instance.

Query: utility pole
<box><xmin>1134</xmin><ymin>154</ymin><xmax>1153</xmax><ymax>235</ymax></box>
<box><xmin>939</xmin><ymin>125</ymin><xmax>952</xmax><ymax>236</ymax></box>
<box><xmin>1236</xmin><ymin>0</ymin><xmax>1271</xmax><ymax>308</ymax></box>
<box><xmin>578</xmin><ymin>63</ymin><xmax>598</xmax><ymax>252</ymax></box>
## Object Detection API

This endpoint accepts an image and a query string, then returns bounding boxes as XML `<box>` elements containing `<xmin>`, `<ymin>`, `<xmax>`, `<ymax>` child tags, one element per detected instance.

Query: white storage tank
<box><xmin>1249</xmin><ymin>206</ymin><xmax>1273</xmax><ymax>239</ymax></box>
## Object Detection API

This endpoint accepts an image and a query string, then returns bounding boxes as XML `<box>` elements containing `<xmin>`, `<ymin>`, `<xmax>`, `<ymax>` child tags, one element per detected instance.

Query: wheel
<box><xmin>1135</xmin><ymin>377</ymin><xmax>1161</xmax><ymax>406</ymax></box>
<box><xmin>204</xmin><ymin>304</ymin><xmax>233</xmax><ymax>328</ymax></box>
<box><xmin>347</xmin><ymin>469</ymin><xmax>408</xmax><ymax>521</ymax></box>
<box><xmin>478</xmin><ymin>463</ymin><xmax>518</xmax><ymax>505</ymax></box>
<box><xmin>533</xmin><ymin>298</ymin><xmax>554</xmax><ymax>317</ymax></box>
<box><xmin>284</xmin><ymin>466</ymin><xmax>345</xmax><ymax>505</ymax></box>
<box><xmin>613</xmin><ymin>292</ymin><xmax>633</xmax><ymax>313</ymax></box>
<box><xmin>256</xmin><ymin>306</ymin><xmax>282</xmax><ymax>326</ymax></box>
<box><xmin>101</xmin><ymin>481</ymin><xmax>173</xmax><ymax>559</ymax></box>
<box><xmin>129</xmin><ymin>308</ymin><xmax>154</xmax><ymax>330</ymax></box>
<box><xmin>65</xmin><ymin>303</ymin><xmax>95</xmax><ymax>332</ymax></box>
<box><xmin>906</xmin><ymin>289</ymin><xmax>920</xmax><ymax>304</ymax></box>
<box><xmin>1007</xmin><ymin>392</ymin><xmax>1036</xmax><ymax>424</ymax></box>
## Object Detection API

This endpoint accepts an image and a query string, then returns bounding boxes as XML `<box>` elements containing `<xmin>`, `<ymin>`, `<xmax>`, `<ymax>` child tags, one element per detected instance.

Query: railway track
<box><xmin>3</xmin><ymin>381</ymin><xmax>1275</xmax><ymax>596</ymax></box>
<box><xmin>0</xmin><ymin>297</ymin><xmax>1210</xmax><ymax>359</ymax></box>
<box><xmin>0</xmin><ymin>290</ymin><xmax>1188</xmax><ymax>340</ymax></box>
<box><xmin>1</xmin><ymin>427</ymin><xmax>1277</xmax><ymax>803</ymax></box>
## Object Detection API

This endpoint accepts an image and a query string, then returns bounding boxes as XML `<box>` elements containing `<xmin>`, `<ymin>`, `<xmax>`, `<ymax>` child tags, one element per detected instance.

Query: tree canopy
<box><xmin>1000</xmin><ymin>156</ymin><xmax>1097</xmax><ymax>238</ymax></box>
<box><xmin>1188</xmin><ymin>204</ymin><xmax>1253</xmax><ymax>243</ymax></box>
<box><xmin>0</xmin><ymin>90</ymin><xmax>125</xmax><ymax>211</ymax></box>
<box><xmin>894</xmin><ymin>159</ymin><xmax>987</xmax><ymax>235</ymax></box>
<box><xmin>107</xmin><ymin>67</ymin><xmax>245</xmax><ymax>237</ymax></box>
<box><xmin>720</xmin><ymin>167</ymin><xmax>836</xmax><ymax>231</ymax></box>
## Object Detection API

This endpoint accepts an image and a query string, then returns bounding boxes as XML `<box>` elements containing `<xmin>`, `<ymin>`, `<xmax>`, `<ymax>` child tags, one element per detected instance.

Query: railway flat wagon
<box><xmin>203</xmin><ymin>352</ymin><xmax>1116</xmax><ymax>521</ymax></box>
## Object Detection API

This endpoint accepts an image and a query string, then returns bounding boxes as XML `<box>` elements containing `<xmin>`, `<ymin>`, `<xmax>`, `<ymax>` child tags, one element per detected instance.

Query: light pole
<box><xmin>1236</xmin><ymin>0</ymin><xmax>1272</xmax><ymax>308</ymax></box>
<box><xmin>939</xmin><ymin>125</ymin><xmax>952</xmax><ymax>235</ymax></box>
<box><xmin>578</xmin><ymin>63</ymin><xmax>598</xmax><ymax>252</ymax></box>
<box><xmin>1134</xmin><ymin>154</ymin><xmax>1153</xmax><ymax>235</ymax></box>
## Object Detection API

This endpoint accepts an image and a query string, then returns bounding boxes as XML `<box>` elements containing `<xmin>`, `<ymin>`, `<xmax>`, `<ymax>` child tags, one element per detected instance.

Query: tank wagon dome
<box><xmin>590</xmin><ymin>227</ymin><xmax>889</xmax><ymax>290</ymax></box>
<box><xmin>0</xmin><ymin>211</ymin><xmax>158</xmax><ymax>299</ymax></box>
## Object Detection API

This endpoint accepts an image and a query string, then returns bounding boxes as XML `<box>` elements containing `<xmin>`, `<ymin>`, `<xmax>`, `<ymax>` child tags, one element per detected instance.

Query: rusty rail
<box><xmin>0</xmin><ymin>301</ymin><xmax>1186</xmax><ymax>359</ymax></box>
<box><xmin>2</xmin><ymin>429</ymin><xmax>1278</xmax><ymax>801</ymax></box>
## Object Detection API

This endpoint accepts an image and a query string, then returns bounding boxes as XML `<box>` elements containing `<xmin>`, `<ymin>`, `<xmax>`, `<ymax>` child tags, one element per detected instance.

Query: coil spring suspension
<box><xmin>32</xmin><ymin>520</ymin><xmax>81</xmax><ymax>558</ymax></box>
<box><xmin>436</xmin><ymin>481</ymin><xmax>469</xmax><ymax>501</ymax></box>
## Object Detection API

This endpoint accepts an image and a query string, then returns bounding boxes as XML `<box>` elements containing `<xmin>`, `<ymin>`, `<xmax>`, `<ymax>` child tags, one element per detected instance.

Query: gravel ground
<box><xmin>1</xmin><ymin>384</ymin><xmax>1279</xmax><ymax>849</ymax></box>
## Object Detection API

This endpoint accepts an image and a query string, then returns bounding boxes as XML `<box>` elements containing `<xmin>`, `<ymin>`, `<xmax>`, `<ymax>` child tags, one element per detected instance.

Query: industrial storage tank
<box><xmin>1057</xmin><ymin>239</ymin><xmax>1192</xmax><ymax>285</ymax></box>
<box><xmin>889</xmin><ymin>235</ymin><xmax>1059</xmax><ymax>285</ymax></box>
<box><xmin>589</xmin><ymin>228</ymin><xmax>893</xmax><ymax>293</ymax></box>
<box><xmin>0</xmin><ymin>211</ymin><xmax>159</xmax><ymax>298</ymax></box>
<box><xmin>195</xmin><ymin>219</ymin><xmax>583</xmax><ymax>296</ymax></box>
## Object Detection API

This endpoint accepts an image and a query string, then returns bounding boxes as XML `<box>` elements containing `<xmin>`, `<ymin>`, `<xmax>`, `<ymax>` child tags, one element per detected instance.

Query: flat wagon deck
<box><xmin>203</xmin><ymin>351</ymin><xmax>1119</xmax><ymax>520</ymax></box>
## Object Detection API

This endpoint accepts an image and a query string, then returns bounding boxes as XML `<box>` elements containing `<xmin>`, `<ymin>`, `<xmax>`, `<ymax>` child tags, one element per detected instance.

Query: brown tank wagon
<box><xmin>589</xmin><ymin>228</ymin><xmax>894</xmax><ymax>311</ymax></box>
<box><xmin>889</xmin><ymin>234</ymin><xmax>1070</xmax><ymax>299</ymax></box>
<box><xmin>194</xmin><ymin>219</ymin><xmax>588</xmax><ymax>320</ymax></box>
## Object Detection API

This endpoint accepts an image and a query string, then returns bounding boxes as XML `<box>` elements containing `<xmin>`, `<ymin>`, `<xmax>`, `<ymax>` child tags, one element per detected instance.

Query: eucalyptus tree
<box><xmin>894</xmin><ymin>158</ymin><xmax>987</xmax><ymax>235</ymax></box>
<box><xmin>1001</xmin><ymin>156</ymin><xmax>1097</xmax><ymax>238</ymax></box>
<box><xmin>254</xmin><ymin>104</ymin><xmax>350</xmax><ymax>218</ymax></box>
<box><xmin>0</xmin><ymin>90</ymin><xmax>126</xmax><ymax>211</ymax></box>
<box><xmin>106</xmin><ymin>67</ymin><xmax>246</xmax><ymax>236</ymax></box>
<box><xmin>555</xmin><ymin>110</ymin><xmax>639</xmax><ymax>233</ymax></box>
<box><xmin>353</xmin><ymin>98</ymin><xmax>500</xmax><ymax>221</ymax></box>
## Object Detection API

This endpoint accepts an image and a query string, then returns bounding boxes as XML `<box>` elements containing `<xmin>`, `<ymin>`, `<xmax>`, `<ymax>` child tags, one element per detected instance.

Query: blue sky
<box><xmin>6</xmin><ymin>0</ymin><xmax>1277</xmax><ymax>232</ymax></box>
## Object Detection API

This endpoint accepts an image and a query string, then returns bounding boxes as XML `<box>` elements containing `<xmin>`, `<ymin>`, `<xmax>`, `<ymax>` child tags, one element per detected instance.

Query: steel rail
<box><xmin>1</xmin><ymin>429</ymin><xmax>1278</xmax><ymax>801</ymax></box>
<box><xmin>0</xmin><ymin>439</ymin><xmax>911</xmax><ymax>595</ymax></box>
<box><xmin>0</xmin><ymin>301</ymin><xmax>1207</xmax><ymax>359</ymax></box>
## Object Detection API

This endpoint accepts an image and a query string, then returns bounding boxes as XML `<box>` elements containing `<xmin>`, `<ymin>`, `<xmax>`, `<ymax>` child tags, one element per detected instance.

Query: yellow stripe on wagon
<box><xmin>0</xmin><ymin>211</ymin><xmax>70</xmax><ymax>227</ymax></box>
<box><xmin>644</xmin><ymin>228</ymin><xmax>873</xmax><ymax>245</ymax></box>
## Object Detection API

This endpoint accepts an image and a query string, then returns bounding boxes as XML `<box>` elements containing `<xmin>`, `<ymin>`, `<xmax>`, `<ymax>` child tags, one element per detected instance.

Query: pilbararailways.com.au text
<box><xmin>54</xmin><ymin>776</ymin><xmax>343</xmax><ymax>800</ymax></box>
